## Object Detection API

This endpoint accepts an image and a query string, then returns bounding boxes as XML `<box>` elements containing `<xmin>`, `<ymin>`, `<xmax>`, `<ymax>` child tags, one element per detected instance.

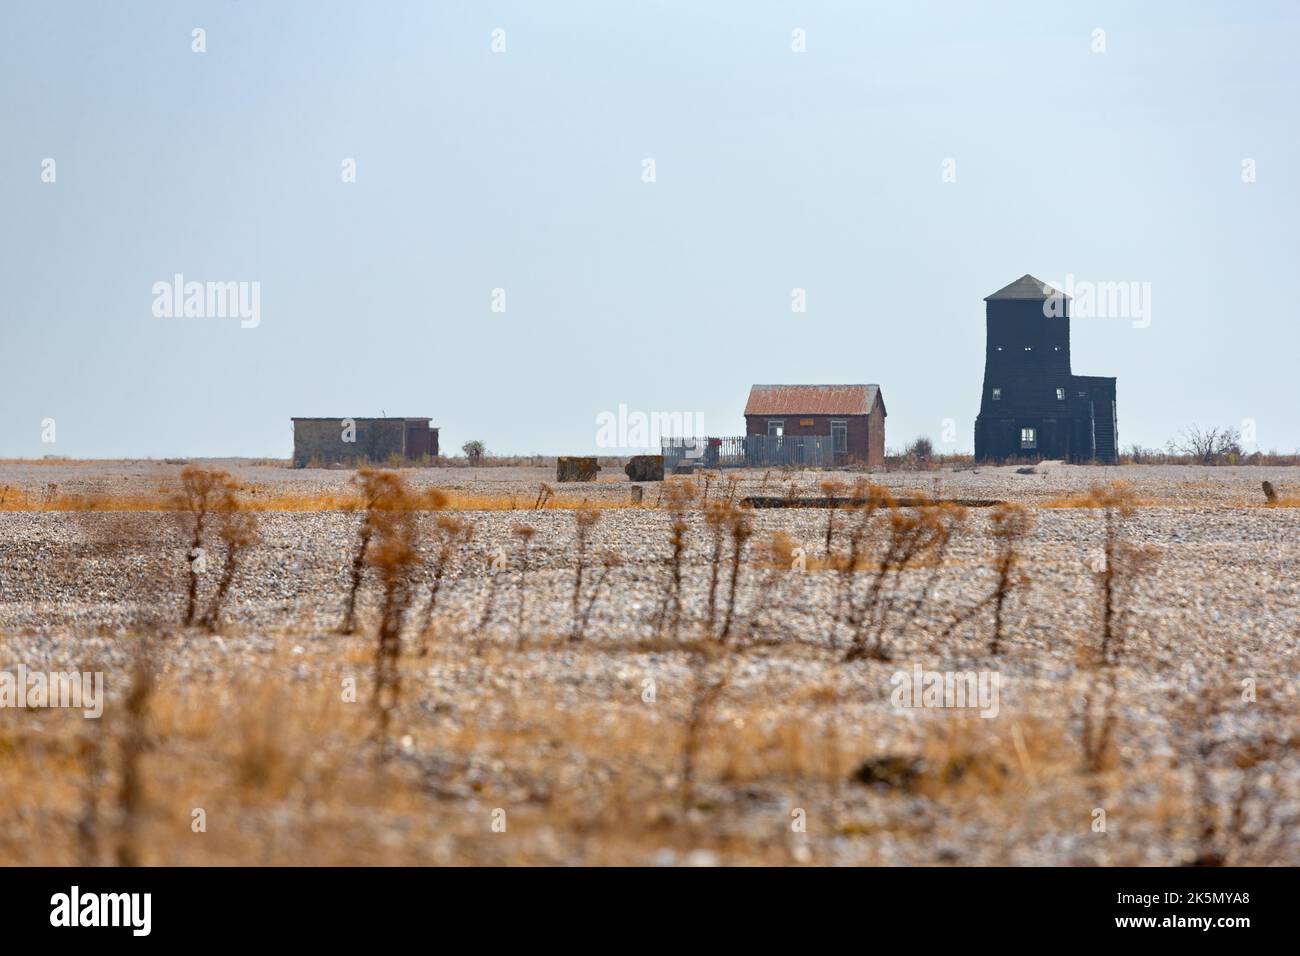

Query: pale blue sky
<box><xmin>2</xmin><ymin>1</ymin><xmax>1297</xmax><ymax>458</ymax></box>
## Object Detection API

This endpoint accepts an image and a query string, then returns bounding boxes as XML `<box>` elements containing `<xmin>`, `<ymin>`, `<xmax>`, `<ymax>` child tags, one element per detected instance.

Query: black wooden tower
<box><xmin>974</xmin><ymin>275</ymin><xmax>1117</xmax><ymax>463</ymax></box>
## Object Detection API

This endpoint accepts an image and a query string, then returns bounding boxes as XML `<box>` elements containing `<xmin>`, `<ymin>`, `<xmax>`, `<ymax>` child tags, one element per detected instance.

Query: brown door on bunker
<box><xmin>405</xmin><ymin>425</ymin><xmax>432</xmax><ymax>461</ymax></box>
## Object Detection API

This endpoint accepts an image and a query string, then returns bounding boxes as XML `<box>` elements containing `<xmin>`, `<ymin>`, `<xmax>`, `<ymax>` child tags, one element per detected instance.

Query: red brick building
<box><xmin>743</xmin><ymin>384</ymin><xmax>886</xmax><ymax>467</ymax></box>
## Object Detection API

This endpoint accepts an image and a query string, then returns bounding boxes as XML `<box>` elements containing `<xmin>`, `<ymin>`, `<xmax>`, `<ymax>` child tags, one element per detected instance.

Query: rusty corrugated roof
<box><xmin>744</xmin><ymin>384</ymin><xmax>881</xmax><ymax>416</ymax></box>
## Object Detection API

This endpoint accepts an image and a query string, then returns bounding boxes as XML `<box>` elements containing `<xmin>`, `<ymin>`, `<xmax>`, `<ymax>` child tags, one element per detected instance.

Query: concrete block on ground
<box><xmin>557</xmin><ymin>456</ymin><xmax>600</xmax><ymax>482</ymax></box>
<box><xmin>624</xmin><ymin>455</ymin><xmax>664</xmax><ymax>482</ymax></box>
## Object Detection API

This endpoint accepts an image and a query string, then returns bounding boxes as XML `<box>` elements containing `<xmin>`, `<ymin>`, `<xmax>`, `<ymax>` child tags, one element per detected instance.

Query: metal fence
<box><xmin>661</xmin><ymin>435</ymin><xmax>835</xmax><ymax>470</ymax></box>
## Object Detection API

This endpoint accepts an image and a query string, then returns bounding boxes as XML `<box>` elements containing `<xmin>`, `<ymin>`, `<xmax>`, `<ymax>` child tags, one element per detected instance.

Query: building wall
<box><xmin>744</xmin><ymin>408</ymin><xmax>884</xmax><ymax>467</ymax></box>
<box><xmin>976</xmin><ymin>415</ymin><xmax>1077</xmax><ymax>461</ymax></box>
<box><xmin>975</xmin><ymin>376</ymin><xmax>1116</xmax><ymax>463</ymax></box>
<box><xmin>292</xmin><ymin>419</ymin><xmax>407</xmax><ymax>467</ymax></box>
<box><xmin>1076</xmin><ymin>377</ymin><xmax>1118</xmax><ymax>463</ymax></box>
<box><xmin>865</xmin><ymin>401</ymin><xmax>885</xmax><ymax>467</ymax></box>
<box><xmin>977</xmin><ymin>299</ymin><xmax>1073</xmax><ymax>421</ymax></box>
<box><xmin>404</xmin><ymin>424</ymin><xmax>439</xmax><ymax>460</ymax></box>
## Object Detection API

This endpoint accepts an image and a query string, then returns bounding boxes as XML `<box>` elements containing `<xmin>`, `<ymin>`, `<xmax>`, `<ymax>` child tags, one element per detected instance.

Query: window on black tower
<box><xmin>1021</xmin><ymin>427</ymin><xmax>1037</xmax><ymax>449</ymax></box>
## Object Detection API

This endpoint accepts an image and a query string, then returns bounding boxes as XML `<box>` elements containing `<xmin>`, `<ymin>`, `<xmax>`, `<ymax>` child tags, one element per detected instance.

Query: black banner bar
<box><xmin>0</xmin><ymin>866</ymin><xmax>1280</xmax><ymax>942</ymax></box>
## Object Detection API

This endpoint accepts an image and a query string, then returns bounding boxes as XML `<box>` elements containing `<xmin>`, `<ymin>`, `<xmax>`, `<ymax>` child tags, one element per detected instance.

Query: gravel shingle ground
<box><xmin>1</xmin><ymin>461</ymin><xmax>1297</xmax><ymax>865</ymax></box>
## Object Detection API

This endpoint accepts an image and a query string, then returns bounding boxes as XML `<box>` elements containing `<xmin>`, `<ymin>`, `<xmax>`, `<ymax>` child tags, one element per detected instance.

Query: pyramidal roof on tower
<box><xmin>984</xmin><ymin>274</ymin><xmax>1069</xmax><ymax>301</ymax></box>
